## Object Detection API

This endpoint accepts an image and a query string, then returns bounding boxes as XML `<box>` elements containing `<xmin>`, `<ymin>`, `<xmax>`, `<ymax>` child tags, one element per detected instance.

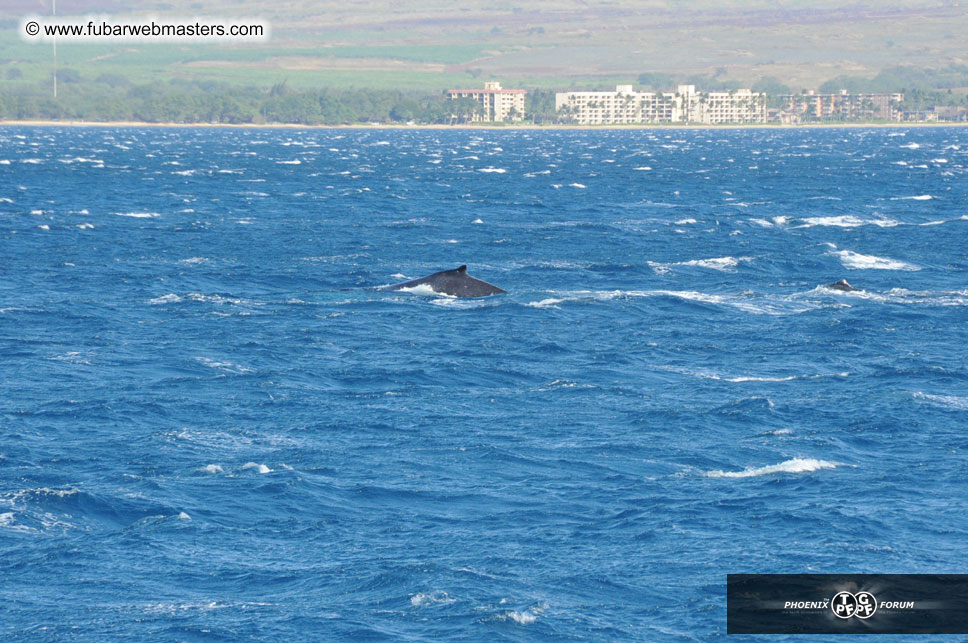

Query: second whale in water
<box><xmin>386</xmin><ymin>265</ymin><xmax>506</xmax><ymax>298</ymax></box>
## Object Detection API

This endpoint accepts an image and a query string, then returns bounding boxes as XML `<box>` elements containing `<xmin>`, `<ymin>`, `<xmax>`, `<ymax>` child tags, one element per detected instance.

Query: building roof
<box><xmin>447</xmin><ymin>89</ymin><xmax>527</xmax><ymax>94</ymax></box>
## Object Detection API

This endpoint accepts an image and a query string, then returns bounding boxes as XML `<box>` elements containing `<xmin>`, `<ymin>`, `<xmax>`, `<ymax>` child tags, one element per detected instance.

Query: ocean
<box><xmin>1</xmin><ymin>125</ymin><xmax>966</xmax><ymax>641</ymax></box>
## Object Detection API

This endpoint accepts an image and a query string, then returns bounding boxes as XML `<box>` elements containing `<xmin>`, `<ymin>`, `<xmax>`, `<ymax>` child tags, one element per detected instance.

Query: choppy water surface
<box><xmin>1</xmin><ymin>126</ymin><xmax>967</xmax><ymax>640</ymax></box>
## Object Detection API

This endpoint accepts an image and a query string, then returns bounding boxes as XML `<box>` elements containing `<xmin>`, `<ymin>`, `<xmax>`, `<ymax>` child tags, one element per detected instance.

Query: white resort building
<box><xmin>555</xmin><ymin>85</ymin><xmax>767</xmax><ymax>125</ymax></box>
<box><xmin>447</xmin><ymin>82</ymin><xmax>527</xmax><ymax>122</ymax></box>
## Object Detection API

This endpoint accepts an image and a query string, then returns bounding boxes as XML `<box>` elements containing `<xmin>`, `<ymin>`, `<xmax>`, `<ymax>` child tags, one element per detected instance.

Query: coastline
<box><xmin>1</xmin><ymin>119</ymin><xmax>966</xmax><ymax>130</ymax></box>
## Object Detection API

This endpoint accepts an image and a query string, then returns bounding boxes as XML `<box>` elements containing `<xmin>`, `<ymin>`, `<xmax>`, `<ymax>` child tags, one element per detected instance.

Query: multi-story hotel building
<box><xmin>555</xmin><ymin>84</ymin><xmax>767</xmax><ymax>125</ymax></box>
<box><xmin>777</xmin><ymin>90</ymin><xmax>904</xmax><ymax>122</ymax></box>
<box><xmin>447</xmin><ymin>82</ymin><xmax>527</xmax><ymax>122</ymax></box>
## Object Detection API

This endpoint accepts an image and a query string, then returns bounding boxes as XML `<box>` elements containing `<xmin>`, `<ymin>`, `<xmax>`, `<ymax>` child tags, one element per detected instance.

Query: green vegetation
<box><xmin>0</xmin><ymin>77</ymin><xmax>548</xmax><ymax>124</ymax></box>
<box><xmin>3</xmin><ymin>1</ymin><xmax>967</xmax><ymax>93</ymax></box>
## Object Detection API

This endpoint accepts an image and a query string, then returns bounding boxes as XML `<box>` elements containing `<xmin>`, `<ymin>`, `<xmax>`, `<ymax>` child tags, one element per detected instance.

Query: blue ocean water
<box><xmin>1</xmin><ymin>125</ymin><xmax>967</xmax><ymax>641</ymax></box>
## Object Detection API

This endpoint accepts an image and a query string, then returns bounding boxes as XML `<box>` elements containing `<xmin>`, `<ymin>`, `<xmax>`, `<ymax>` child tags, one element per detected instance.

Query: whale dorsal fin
<box><xmin>457</xmin><ymin>265</ymin><xmax>467</xmax><ymax>273</ymax></box>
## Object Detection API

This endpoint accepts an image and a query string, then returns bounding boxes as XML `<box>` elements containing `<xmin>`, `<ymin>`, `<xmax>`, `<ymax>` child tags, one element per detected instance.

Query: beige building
<box><xmin>555</xmin><ymin>84</ymin><xmax>766</xmax><ymax>125</ymax></box>
<box><xmin>447</xmin><ymin>81</ymin><xmax>526</xmax><ymax>122</ymax></box>
<box><xmin>777</xmin><ymin>90</ymin><xmax>904</xmax><ymax>122</ymax></box>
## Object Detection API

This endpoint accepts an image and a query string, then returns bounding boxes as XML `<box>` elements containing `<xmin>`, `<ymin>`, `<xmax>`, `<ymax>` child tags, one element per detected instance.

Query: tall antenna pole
<box><xmin>52</xmin><ymin>0</ymin><xmax>57</xmax><ymax>99</ymax></box>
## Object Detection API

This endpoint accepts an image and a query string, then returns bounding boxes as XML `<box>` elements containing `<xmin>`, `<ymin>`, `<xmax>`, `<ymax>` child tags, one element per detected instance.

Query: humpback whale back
<box><xmin>386</xmin><ymin>265</ymin><xmax>507</xmax><ymax>298</ymax></box>
<box><xmin>825</xmin><ymin>279</ymin><xmax>860</xmax><ymax>292</ymax></box>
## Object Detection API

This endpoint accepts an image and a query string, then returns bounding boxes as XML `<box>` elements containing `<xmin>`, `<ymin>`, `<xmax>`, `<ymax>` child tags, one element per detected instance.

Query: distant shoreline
<box><xmin>1</xmin><ymin>119</ymin><xmax>966</xmax><ymax>130</ymax></box>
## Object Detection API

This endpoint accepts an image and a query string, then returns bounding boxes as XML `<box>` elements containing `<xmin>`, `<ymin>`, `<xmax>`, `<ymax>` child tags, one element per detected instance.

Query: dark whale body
<box><xmin>386</xmin><ymin>265</ymin><xmax>506</xmax><ymax>298</ymax></box>
<box><xmin>825</xmin><ymin>279</ymin><xmax>860</xmax><ymax>292</ymax></box>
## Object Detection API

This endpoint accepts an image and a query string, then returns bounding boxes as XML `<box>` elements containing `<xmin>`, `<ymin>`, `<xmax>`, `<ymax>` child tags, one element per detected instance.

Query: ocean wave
<box><xmin>797</xmin><ymin>215</ymin><xmax>899</xmax><ymax>228</ymax></box>
<box><xmin>148</xmin><ymin>293</ymin><xmax>182</xmax><ymax>304</ymax></box>
<box><xmin>499</xmin><ymin>603</ymin><xmax>547</xmax><ymax>625</ymax></box>
<box><xmin>195</xmin><ymin>357</ymin><xmax>253</xmax><ymax>374</ymax></box>
<box><xmin>815</xmin><ymin>287</ymin><xmax>968</xmax><ymax>306</ymax></box>
<box><xmin>410</xmin><ymin>591</ymin><xmax>456</xmax><ymax>607</ymax></box>
<box><xmin>115</xmin><ymin>212</ymin><xmax>159</xmax><ymax>218</ymax></box>
<box><xmin>649</xmin><ymin>256</ymin><xmax>749</xmax><ymax>274</ymax></box>
<box><xmin>242</xmin><ymin>462</ymin><xmax>273</xmax><ymax>474</ymax></box>
<box><xmin>665</xmin><ymin>366</ymin><xmax>848</xmax><ymax>383</ymax></box>
<box><xmin>830</xmin><ymin>249</ymin><xmax>920</xmax><ymax>271</ymax></box>
<box><xmin>912</xmin><ymin>392</ymin><xmax>968</xmax><ymax>410</ymax></box>
<box><xmin>705</xmin><ymin>458</ymin><xmax>845</xmax><ymax>478</ymax></box>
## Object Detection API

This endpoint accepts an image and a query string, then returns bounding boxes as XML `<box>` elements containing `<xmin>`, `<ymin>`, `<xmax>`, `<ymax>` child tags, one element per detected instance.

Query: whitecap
<box><xmin>890</xmin><ymin>195</ymin><xmax>933</xmax><ymax>201</ymax></box>
<box><xmin>472</xmin><ymin>218</ymin><xmax>484</xmax><ymax>224</ymax></box>
<box><xmin>830</xmin><ymin>249</ymin><xmax>920</xmax><ymax>271</ymax></box>
<box><xmin>115</xmin><ymin>212</ymin><xmax>159</xmax><ymax>218</ymax></box>
<box><xmin>705</xmin><ymin>458</ymin><xmax>844</xmax><ymax>478</ymax></box>
<box><xmin>410</xmin><ymin>591</ymin><xmax>455</xmax><ymax>607</ymax></box>
<box><xmin>389</xmin><ymin>283</ymin><xmax>448</xmax><ymax>297</ymax></box>
<box><xmin>650</xmin><ymin>256</ymin><xmax>748</xmax><ymax>273</ymax></box>
<box><xmin>242</xmin><ymin>462</ymin><xmax>273</xmax><ymax>474</ymax></box>
<box><xmin>277</xmin><ymin>159</ymin><xmax>302</xmax><ymax>165</ymax></box>
<box><xmin>198</xmin><ymin>464</ymin><xmax>224</xmax><ymax>474</ymax></box>
<box><xmin>569</xmin><ymin>183</ymin><xmax>587</xmax><ymax>188</ymax></box>
<box><xmin>478</xmin><ymin>167</ymin><xmax>506</xmax><ymax>173</ymax></box>
<box><xmin>912</xmin><ymin>392</ymin><xmax>968</xmax><ymax>410</ymax></box>
<box><xmin>798</xmin><ymin>216</ymin><xmax>899</xmax><ymax>228</ymax></box>
<box><xmin>633</xmin><ymin>166</ymin><xmax>653</xmax><ymax>171</ymax></box>
<box><xmin>526</xmin><ymin>298</ymin><xmax>564</xmax><ymax>308</ymax></box>
<box><xmin>148</xmin><ymin>294</ymin><xmax>182</xmax><ymax>304</ymax></box>
<box><xmin>501</xmin><ymin>603</ymin><xmax>546</xmax><ymax>625</ymax></box>
<box><xmin>195</xmin><ymin>357</ymin><xmax>253</xmax><ymax>374</ymax></box>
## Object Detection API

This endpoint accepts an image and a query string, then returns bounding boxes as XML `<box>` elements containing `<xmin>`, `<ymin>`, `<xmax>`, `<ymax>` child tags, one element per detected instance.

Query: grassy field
<box><xmin>1</xmin><ymin>1</ymin><xmax>966</xmax><ymax>92</ymax></box>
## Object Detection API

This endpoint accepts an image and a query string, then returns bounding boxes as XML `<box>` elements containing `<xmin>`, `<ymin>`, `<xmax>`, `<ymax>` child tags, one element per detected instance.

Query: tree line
<box><xmin>0</xmin><ymin>76</ymin><xmax>563</xmax><ymax>125</ymax></box>
<box><xmin>1</xmin><ymin>68</ymin><xmax>964</xmax><ymax>124</ymax></box>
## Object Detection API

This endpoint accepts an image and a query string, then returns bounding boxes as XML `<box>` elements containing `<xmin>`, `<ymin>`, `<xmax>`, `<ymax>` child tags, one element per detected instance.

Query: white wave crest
<box><xmin>478</xmin><ymin>167</ymin><xmax>506</xmax><ymax>173</ymax></box>
<box><xmin>706</xmin><ymin>458</ymin><xmax>844</xmax><ymax>478</ymax></box>
<box><xmin>912</xmin><ymin>392</ymin><xmax>968</xmax><ymax>410</ymax></box>
<box><xmin>890</xmin><ymin>195</ymin><xmax>933</xmax><ymax>201</ymax></box>
<box><xmin>242</xmin><ymin>462</ymin><xmax>273</xmax><ymax>474</ymax></box>
<box><xmin>650</xmin><ymin>256</ymin><xmax>748</xmax><ymax>273</ymax></box>
<box><xmin>410</xmin><ymin>591</ymin><xmax>455</xmax><ymax>607</ymax></box>
<box><xmin>391</xmin><ymin>283</ymin><xmax>448</xmax><ymax>297</ymax></box>
<box><xmin>798</xmin><ymin>216</ymin><xmax>899</xmax><ymax>228</ymax></box>
<box><xmin>526</xmin><ymin>298</ymin><xmax>565</xmax><ymax>308</ymax></box>
<box><xmin>500</xmin><ymin>603</ymin><xmax>547</xmax><ymax>625</ymax></box>
<box><xmin>148</xmin><ymin>293</ymin><xmax>182</xmax><ymax>304</ymax></box>
<box><xmin>831</xmin><ymin>249</ymin><xmax>920</xmax><ymax>271</ymax></box>
<box><xmin>115</xmin><ymin>212</ymin><xmax>159</xmax><ymax>218</ymax></box>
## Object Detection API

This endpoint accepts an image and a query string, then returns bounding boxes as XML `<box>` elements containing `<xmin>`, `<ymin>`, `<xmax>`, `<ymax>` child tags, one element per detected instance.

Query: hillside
<box><xmin>1</xmin><ymin>1</ymin><xmax>966</xmax><ymax>92</ymax></box>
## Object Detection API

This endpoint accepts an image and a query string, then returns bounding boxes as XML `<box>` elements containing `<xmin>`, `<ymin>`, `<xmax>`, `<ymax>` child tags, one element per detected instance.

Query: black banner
<box><xmin>727</xmin><ymin>574</ymin><xmax>968</xmax><ymax>634</ymax></box>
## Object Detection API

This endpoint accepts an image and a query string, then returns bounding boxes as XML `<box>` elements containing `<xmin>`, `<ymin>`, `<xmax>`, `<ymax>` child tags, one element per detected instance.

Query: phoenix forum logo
<box><xmin>831</xmin><ymin>591</ymin><xmax>877</xmax><ymax>619</ymax></box>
